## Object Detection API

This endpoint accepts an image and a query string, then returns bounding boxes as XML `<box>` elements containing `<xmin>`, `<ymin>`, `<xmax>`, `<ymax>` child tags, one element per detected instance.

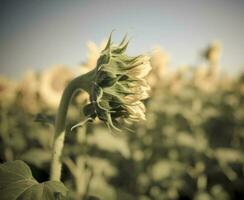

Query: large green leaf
<box><xmin>0</xmin><ymin>160</ymin><xmax>68</xmax><ymax>200</ymax></box>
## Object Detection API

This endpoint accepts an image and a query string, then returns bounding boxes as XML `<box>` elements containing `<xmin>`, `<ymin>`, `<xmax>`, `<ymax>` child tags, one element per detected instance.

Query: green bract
<box><xmin>83</xmin><ymin>34</ymin><xmax>151</xmax><ymax>131</ymax></box>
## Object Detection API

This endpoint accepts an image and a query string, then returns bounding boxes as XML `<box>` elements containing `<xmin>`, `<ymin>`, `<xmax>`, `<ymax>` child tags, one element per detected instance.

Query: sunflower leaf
<box><xmin>0</xmin><ymin>160</ymin><xmax>68</xmax><ymax>200</ymax></box>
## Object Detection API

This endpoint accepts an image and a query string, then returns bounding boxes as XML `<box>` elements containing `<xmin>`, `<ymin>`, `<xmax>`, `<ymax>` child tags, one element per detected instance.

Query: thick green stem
<box><xmin>50</xmin><ymin>70</ymin><xmax>94</xmax><ymax>181</ymax></box>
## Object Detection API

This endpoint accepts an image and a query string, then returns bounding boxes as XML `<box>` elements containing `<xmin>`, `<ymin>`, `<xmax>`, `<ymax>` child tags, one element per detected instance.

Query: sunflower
<box><xmin>17</xmin><ymin>71</ymin><xmax>40</xmax><ymax>113</ymax></box>
<box><xmin>81</xmin><ymin>34</ymin><xmax>151</xmax><ymax>131</ymax></box>
<box><xmin>148</xmin><ymin>47</ymin><xmax>170</xmax><ymax>89</ymax></box>
<box><xmin>204</xmin><ymin>41</ymin><xmax>222</xmax><ymax>65</ymax></box>
<box><xmin>0</xmin><ymin>76</ymin><xmax>16</xmax><ymax>107</ymax></box>
<box><xmin>81</xmin><ymin>40</ymin><xmax>107</xmax><ymax>70</ymax></box>
<box><xmin>39</xmin><ymin>65</ymin><xmax>74</xmax><ymax>109</ymax></box>
<box><xmin>75</xmin><ymin>41</ymin><xmax>107</xmax><ymax>106</ymax></box>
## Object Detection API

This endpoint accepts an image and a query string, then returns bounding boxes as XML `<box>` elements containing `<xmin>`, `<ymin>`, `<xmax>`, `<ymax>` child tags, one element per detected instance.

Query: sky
<box><xmin>0</xmin><ymin>0</ymin><xmax>244</xmax><ymax>78</ymax></box>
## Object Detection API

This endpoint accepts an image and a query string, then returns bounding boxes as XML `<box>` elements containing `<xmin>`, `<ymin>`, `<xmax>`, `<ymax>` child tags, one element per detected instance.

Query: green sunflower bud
<box><xmin>82</xmin><ymin>34</ymin><xmax>151</xmax><ymax>131</ymax></box>
<box><xmin>49</xmin><ymin>34</ymin><xmax>151</xmax><ymax>181</ymax></box>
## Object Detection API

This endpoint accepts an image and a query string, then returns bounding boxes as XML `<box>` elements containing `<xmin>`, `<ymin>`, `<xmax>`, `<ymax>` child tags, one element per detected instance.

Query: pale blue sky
<box><xmin>0</xmin><ymin>0</ymin><xmax>244</xmax><ymax>78</ymax></box>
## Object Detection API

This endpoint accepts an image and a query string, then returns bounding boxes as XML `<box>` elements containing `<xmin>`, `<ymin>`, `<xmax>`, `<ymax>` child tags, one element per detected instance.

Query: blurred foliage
<box><xmin>0</xmin><ymin>41</ymin><xmax>244</xmax><ymax>200</ymax></box>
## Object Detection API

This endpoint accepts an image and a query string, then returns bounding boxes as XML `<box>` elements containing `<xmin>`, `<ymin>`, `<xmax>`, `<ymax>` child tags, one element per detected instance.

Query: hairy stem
<box><xmin>50</xmin><ymin>70</ymin><xmax>94</xmax><ymax>181</ymax></box>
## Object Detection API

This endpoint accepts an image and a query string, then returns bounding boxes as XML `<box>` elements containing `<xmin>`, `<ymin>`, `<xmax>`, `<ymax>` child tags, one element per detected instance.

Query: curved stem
<box><xmin>50</xmin><ymin>70</ymin><xmax>95</xmax><ymax>181</ymax></box>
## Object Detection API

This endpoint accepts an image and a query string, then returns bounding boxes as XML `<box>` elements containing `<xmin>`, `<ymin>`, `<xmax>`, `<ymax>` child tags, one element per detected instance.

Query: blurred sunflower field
<box><xmin>0</xmin><ymin>41</ymin><xmax>243</xmax><ymax>200</ymax></box>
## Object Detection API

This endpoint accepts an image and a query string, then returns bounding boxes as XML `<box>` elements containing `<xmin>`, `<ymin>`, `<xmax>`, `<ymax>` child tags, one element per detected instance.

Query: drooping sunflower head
<box><xmin>82</xmin><ymin>34</ymin><xmax>151</xmax><ymax>131</ymax></box>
